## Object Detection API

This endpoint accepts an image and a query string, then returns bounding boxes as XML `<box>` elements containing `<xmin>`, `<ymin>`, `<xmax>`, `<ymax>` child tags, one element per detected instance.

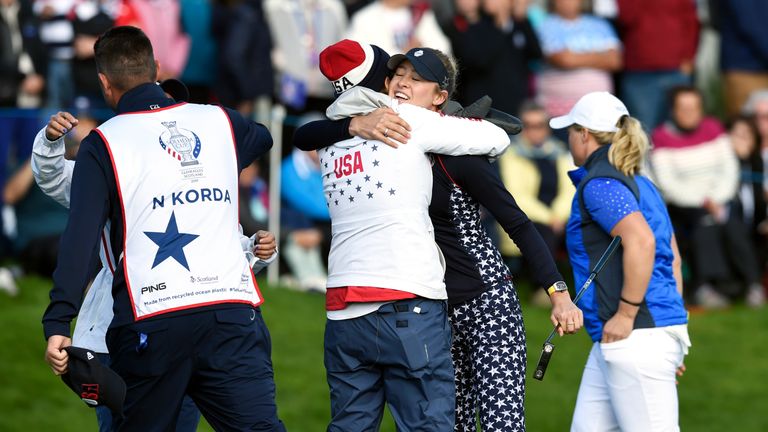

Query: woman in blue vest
<box><xmin>550</xmin><ymin>92</ymin><xmax>690</xmax><ymax>431</ymax></box>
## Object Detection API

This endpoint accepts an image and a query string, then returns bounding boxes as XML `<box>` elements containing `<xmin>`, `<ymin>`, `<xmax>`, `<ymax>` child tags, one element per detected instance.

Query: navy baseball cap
<box><xmin>61</xmin><ymin>346</ymin><xmax>126</xmax><ymax>413</ymax></box>
<box><xmin>159</xmin><ymin>78</ymin><xmax>190</xmax><ymax>102</ymax></box>
<box><xmin>387</xmin><ymin>47</ymin><xmax>452</xmax><ymax>93</ymax></box>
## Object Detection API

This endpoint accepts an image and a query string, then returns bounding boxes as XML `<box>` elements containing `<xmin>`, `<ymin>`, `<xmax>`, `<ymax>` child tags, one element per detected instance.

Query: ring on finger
<box><xmin>383</xmin><ymin>128</ymin><xmax>389</xmax><ymax>137</ymax></box>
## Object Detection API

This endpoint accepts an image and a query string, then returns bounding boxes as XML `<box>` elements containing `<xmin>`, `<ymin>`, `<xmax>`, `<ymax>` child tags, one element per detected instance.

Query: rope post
<box><xmin>266</xmin><ymin>104</ymin><xmax>286</xmax><ymax>286</ymax></box>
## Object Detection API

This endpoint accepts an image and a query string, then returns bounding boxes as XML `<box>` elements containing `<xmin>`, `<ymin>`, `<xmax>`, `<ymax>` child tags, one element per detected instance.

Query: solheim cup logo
<box><xmin>159</xmin><ymin>121</ymin><xmax>201</xmax><ymax>166</ymax></box>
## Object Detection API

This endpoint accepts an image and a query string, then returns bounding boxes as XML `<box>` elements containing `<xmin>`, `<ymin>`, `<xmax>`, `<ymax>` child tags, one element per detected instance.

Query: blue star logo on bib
<box><xmin>144</xmin><ymin>212</ymin><xmax>199</xmax><ymax>270</ymax></box>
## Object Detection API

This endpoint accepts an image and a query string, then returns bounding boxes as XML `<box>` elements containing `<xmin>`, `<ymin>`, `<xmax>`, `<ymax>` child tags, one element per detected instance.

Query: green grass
<box><xmin>1</xmin><ymin>276</ymin><xmax>767</xmax><ymax>431</ymax></box>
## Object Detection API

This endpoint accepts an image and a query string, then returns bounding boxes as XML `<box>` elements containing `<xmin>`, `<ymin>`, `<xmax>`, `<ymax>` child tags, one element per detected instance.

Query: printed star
<box><xmin>332</xmin><ymin>182</ymin><xmax>337</xmax><ymax>189</ymax></box>
<box><xmin>373</xmin><ymin>160</ymin><xmax>380</xmax><ymax>167</ymax></box>
<box><xmin>330</xmin><ymin>150</ymin><xmax>335</xmax><ymax>157</ymax></box>
<box><xmin>388</xmin><ymin>188</ymin><xmax>396</xmax><ymax>196</ymax></box>
<box><xmin>367</xmin><ymin>192</ymin><xmax>374</xmax><ymax>199</ymax></box>
<box><xmin>339</xmin><ymin>189</ymin><xmax>345</xmax><ymax>196</ymax></box>
<box><xmin>349</xmin><ymin>196</ymin><xmax>355</xmax><ymax>202</ymax></box>
<box><xmin>324</xmin><ymin>162</ymin><xmax>328</xmax><ymax>168</ymax></box>
<box><xmin>346</xmin><ymin>179</ymin><xmax>352</xmax><ymax>186</ymax></box>
<box><xmin>372</xmin><ymin>144</ymin><xmax>378</xmax><ymax>151</ymax></box>
<box><xmin>325</xmin><ymin>173</ymin><xmax>331</xmax><ymax>179</ymax></box>
<box><xmin>144</xmin><ymin>212</ymin><xmax>199</xmax><ymax>271</ymax></box>
<box><xmin>364</xmin><ymin>175</ymin><xmax>371</xmax><ymax>182</ymax></box>
<box><xmin>334</xmin><ymin>199</ymin><xmax>339</xmax><ymax>206</ymax></box>
<box><xmin>355</xmin><ymin>185</ymin><xmax>362</xmax><ymax>192</ymax></box>
<box><xmin>376</xmin><ymin>182</ymin><xmax>383</xmax><ymax>189</ymax></box>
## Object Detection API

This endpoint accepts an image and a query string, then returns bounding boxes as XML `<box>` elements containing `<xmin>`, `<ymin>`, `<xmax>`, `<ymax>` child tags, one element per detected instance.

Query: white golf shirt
<box><xmin>322</xmin><ymin>88</ymin><xmax>510</xmax><ymax>319</ymax></box>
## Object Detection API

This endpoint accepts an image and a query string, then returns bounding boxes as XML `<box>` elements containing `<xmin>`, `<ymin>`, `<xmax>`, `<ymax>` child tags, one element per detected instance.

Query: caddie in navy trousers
<box><xmin>43</xmin><ymin>27</ymin><xmax>285</xmax><ymax>431</ymax></box>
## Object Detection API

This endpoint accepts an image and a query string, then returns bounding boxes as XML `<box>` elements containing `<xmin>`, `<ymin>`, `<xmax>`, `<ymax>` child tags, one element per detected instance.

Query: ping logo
<box><xmin>86</xmin><ymin>352</ymin><xmax>94</xmax><ymax>361</ymax></box>
<box><xmin>141</xmin><ymin>282</ymin><xmax>167</xmax><ymax>294</ymax></box>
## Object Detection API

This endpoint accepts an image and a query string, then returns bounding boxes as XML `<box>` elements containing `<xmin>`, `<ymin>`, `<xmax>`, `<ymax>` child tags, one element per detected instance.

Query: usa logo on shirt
<box><xmin>320</xmin><ymin>142</ymin><xmax>397</xmax><ymax>208</ymax></box>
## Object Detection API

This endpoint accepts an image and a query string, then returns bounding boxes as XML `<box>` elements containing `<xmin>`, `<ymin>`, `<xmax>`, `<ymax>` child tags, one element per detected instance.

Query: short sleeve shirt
<box><xmin>582</xmin><ymin>177</ymin><xmax>639</xmax><ymax>232</ymax></box>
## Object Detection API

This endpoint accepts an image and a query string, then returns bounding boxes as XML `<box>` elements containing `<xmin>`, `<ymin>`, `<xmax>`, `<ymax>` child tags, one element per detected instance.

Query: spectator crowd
<box><xmin>1</xmin><ymin>0</ymin><xmax>767</xmax><ymax>308</ymax></box>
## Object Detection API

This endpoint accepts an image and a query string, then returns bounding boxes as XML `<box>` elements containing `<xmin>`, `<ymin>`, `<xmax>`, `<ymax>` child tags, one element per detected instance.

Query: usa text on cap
<box><xmin>319</xmin><ymin>39</ymin><xmax>390</xmax><ymax>95</ymax></box>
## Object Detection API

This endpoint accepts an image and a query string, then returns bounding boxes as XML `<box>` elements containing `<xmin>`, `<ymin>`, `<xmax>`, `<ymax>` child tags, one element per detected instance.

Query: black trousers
<box><xmin>106</xmin><ymin>307</ymin><xmax>285</xmax><ymax>432</ymax></box>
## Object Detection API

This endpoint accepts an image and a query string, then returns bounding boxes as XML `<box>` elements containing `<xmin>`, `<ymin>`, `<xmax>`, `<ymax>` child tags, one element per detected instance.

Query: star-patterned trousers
<box><xmin>449</xmin><ymin>282</ymin><xmax>526</xmax><ymax>432</ymax></box>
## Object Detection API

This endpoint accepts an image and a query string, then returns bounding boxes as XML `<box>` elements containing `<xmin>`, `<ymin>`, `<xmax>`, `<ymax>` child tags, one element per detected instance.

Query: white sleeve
<box><xmin>326</xmin><ymin>87</ymin><xmax>391</xmax><ymax>120</ymax></box>
<box><xmin>31</xmin><ymin>127</ymin><xmax>74</xmax><ymax>209</ymax></box>
<box><xmin>708</xmin><ymin>136</ymin><xmax>740</xmax><ymax>205</ymax></box>
<box><xmin>649</xmin><ymin>149</ymin><xmax>700</xmax><ymax>207</ymax></box>
<box><xmin>403</xmin><ymin>105</ymin><xmax>511</xmax><ymax>157</ymax></box>
<box><xmin>238</xmin><ymin>225</ymin><xmax>278</xmax><ymax>273</ymax></box>
<box><xmin>251</xmin><ymin>248</ymin><xmax>278</xmax><ymax>274</ymax></box>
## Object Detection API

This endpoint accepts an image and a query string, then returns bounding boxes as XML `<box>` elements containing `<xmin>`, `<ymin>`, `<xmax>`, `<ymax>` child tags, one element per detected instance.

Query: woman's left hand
<box><xmin>601</xmin><ymin>311</ymin><xmax>635</xmax><ymax>343</ymax></box>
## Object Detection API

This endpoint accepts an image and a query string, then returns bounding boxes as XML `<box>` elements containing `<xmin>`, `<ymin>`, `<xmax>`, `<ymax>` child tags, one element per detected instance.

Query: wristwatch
<box><xmin>547</xmin><ymin>281</ymin><xmax>568</xmax><ymax>296</ymax></box>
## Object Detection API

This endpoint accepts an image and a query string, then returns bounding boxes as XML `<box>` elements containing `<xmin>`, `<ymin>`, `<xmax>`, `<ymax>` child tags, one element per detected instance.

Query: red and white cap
<box><xmin>319</xmin><ymin>39</ymin><xmax>389</xmax><ymax>95</ymax></box>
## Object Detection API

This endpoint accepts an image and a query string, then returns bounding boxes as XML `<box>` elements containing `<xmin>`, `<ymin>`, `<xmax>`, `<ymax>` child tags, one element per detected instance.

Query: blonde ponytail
<box><xmin>591</xmin><ymin>116</ymin><xmax>649</xmax><ymax>176</ymax></box>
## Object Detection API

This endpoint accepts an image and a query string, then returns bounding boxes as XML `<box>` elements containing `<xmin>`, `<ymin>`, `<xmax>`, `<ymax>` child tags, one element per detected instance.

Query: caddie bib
<box><xmin>97</xmin><ymin>103</ymin><xmax>262</xmax><ymax>320</ymax></box>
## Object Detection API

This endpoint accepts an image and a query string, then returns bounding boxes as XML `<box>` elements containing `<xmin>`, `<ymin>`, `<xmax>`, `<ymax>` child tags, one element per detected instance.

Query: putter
<box><xmin>533</xmin><ymin>236</ymin><xmax>622</xmax><ymax>381</ymax></box>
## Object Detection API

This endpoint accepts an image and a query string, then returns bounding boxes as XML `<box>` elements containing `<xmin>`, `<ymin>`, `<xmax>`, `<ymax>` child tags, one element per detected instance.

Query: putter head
<box><xmin>533</xmin><ymin>342</ymin><xmax>556</xmax><ymax>381</ymax></box>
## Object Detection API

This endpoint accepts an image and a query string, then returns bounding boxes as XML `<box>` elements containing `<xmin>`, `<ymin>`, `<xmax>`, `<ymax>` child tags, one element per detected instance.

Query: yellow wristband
<box><xmin>547</xmin><ymin>281</ymin><xmax>567</xmax><ymax>296</ymax></box>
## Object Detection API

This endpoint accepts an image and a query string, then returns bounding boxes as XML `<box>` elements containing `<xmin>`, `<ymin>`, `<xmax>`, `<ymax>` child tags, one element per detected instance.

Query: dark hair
<box><xmin>728</xmin><ymin>114</ymin><xmax>760</xmax><ymax>139</ymax></box>
<box><xmin>668</xmin><ymin>85</ymin><xmax>702</xmax><ymax>110</ymax></box>
<box><xmin>728</xmin><ymin>114</ymin><xmax>762</xmax><ymax>164</ymax></box>
<box><xmin>94</xmin><ymin>26</ymin><xmax>157</xmax><ymax>92</ymax></box>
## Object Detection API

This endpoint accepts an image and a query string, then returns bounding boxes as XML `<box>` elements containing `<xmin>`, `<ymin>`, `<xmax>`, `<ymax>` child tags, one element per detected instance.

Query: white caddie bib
<box><xmin>97</xmin><ymin>103</ymin><xmax>261</xmax><ymax>320</ymax></box>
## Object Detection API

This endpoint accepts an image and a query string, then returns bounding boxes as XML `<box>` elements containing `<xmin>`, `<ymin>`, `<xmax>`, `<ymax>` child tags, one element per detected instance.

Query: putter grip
<box><xmin>533</xmin><ymin>342</ymin><xmax>555</xmax><ymax>381</ymax></box>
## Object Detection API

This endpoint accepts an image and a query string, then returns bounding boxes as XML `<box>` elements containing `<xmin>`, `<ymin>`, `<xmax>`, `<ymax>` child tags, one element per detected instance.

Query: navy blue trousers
<box><xmin>95</xmin><ymin>353</ymin><xmax>200</xmax><ymax>432</ymax></box>
<box><xmin>324</xmin><ymin>299</ymin><xmax>456</xmax><ymax>431</ymax></box>
<box><xmin>106</xmin><ymin>307</ymin><xmax>285</xmax><ymax>432</ymax></box>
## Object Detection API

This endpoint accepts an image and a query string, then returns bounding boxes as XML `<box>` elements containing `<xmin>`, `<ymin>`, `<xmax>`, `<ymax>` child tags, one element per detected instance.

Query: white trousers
<box><xmin>571</xmin><ymin>327</ymin><xmax>686</xmax><ymax>432</ymax></box>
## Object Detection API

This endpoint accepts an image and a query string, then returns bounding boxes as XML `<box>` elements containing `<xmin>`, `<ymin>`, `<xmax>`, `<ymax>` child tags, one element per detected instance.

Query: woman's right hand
<box><xmin>550</xmin><ymin>291</ymin><xmax>584</xmax><ymax>336</ymax></box>
<box><xmin>349</xmin><ymin>107</ymin><xmax>411</xmax><ymax>148</ymax></box>
<box><xmin>601</xmin><ymin>309</ymin><xmax>635</xmax><ymax>343</ymax></box>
